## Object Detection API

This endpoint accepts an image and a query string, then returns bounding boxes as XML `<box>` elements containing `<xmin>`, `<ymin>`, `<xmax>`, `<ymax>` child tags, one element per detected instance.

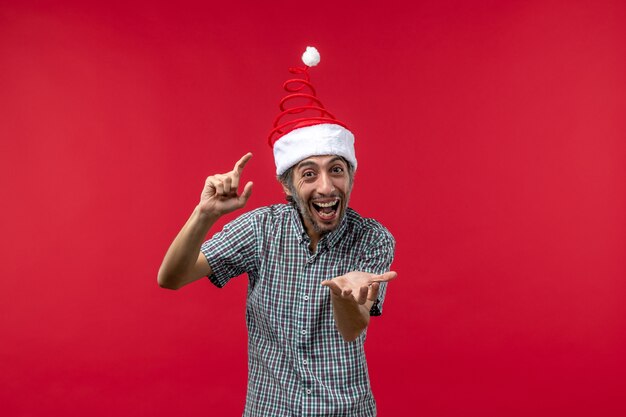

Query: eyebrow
<box><xmin>296</xmin><ymin>160</ymin><xmax>318</xmax><ymax>170</ymax></box>
<box><xmin>296</xmin><ymin>156</ymin><xmax>346</xmax><ymax>171</ymax></box>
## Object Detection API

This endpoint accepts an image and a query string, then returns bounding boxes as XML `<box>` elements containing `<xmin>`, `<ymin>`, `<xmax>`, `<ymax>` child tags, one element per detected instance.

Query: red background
<box><xmin>1</xmin><ymin>1</ymin><xmax>625</xmax><ymax>416</ymax></box>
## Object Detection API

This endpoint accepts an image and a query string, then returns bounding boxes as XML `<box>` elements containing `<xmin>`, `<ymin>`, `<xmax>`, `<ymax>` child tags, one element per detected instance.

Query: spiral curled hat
<box><xmin>268</xmin><ymin>46</ymin><xmax>357</xmax><ymax>176</ymax></box>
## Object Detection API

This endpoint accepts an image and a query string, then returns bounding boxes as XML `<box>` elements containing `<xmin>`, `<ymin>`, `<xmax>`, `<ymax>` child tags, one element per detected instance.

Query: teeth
<box><xmin>314</xmin><ymin>200</ymin><xmax>338</xmax><ymax>207</ymax></box>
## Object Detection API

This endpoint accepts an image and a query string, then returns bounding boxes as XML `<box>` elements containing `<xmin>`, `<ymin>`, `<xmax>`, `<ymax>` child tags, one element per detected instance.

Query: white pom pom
<box><xmin>302</xmin><ymin>46</ymin><xmax>320</xmax><ymax>67</ymax></box>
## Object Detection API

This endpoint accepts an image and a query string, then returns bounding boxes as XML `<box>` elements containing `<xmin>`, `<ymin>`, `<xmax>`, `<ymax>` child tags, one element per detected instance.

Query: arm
<box><xmin>321</xmin><ymin>271</ymin><xmax>397</xmax><ymax>342</ymax></box>
<box><xmin>157</xmin><ymin>153</ymin><xmax>254</xmax><ymax>290</ymax></box>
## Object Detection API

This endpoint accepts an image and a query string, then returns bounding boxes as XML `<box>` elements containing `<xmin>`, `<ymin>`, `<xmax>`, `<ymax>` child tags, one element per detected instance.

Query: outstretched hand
<box><xmin>199</xmin><ymin>152</ymin><xmax>254</xmax><ymax>217</ymax></box>
<box><xmin>321</xmin><ymin>271</ymin><xmax>397</xmax><ymax>305</ymax></box>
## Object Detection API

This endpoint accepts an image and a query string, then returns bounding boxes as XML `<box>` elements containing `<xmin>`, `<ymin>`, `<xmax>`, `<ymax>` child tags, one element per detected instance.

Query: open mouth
<box><xmin>311</xmin><ymin>199</ymin><xmax>340</xmax><ymax>220</ymax></box>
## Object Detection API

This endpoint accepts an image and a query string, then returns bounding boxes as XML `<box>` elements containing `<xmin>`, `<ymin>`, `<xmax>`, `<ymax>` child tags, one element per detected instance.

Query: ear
<box><xmin>281</xmin><ymin>182</ymin><xmax>292</xmax><ymax>196</ymax></box>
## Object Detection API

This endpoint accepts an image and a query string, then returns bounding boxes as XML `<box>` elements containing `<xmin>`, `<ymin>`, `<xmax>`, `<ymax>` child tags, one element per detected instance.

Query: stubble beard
<box><xmin>290</xmin><ymin>188</ymin><xmax>349</xmax><ymax>238</ymax></box>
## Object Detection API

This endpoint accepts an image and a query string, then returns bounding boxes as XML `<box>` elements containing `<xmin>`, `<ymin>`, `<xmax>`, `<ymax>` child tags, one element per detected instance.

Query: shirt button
<box><xmin>301</xmin><ymin>329</ymin><xmax>307</xmax><ymax>335</ymax></box>
<box><xmin>302</xmin><ymin>359</ymin><xmax>308</xmax><ymax>365</ymax></box>
<box><xmin>303</xmin><ymin>295</ymin><xmax>309</xmax><ymax>301</ymax></box>
<box><xmin>306</xmin><ymin>389</ymin><xmax>312</xmax><ymax>395</ymax></box>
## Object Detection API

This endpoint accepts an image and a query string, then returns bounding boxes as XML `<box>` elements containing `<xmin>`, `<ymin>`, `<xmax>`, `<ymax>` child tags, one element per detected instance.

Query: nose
<box><xmin>317</xmin><ymin>172</ymin><xmax>335</xmax><ymax>195</ymax></box>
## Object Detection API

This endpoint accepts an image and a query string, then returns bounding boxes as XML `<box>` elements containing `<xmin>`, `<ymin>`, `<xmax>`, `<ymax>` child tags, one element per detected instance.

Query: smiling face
<box><xmin>281</xmin><ymin>155</ymin><xmax>354</xmax><ymax>243</ymax></box>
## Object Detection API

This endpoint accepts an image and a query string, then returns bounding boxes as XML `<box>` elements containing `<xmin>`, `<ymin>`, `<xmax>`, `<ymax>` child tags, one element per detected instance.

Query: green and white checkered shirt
<box><xmin>201</xmin><ymin>204</ymin><xmax>395</xmax><ymax>417</ymax></box>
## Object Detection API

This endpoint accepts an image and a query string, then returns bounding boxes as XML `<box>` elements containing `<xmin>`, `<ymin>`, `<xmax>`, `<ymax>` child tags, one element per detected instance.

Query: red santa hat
<box><xmin>268</xmin><ymin>46</ymin><xmax>357</xmax><ymax>176</ymax></box>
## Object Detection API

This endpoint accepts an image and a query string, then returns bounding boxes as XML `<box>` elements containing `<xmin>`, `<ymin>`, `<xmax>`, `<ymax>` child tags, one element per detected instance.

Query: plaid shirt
<box><xmin>201</xmin><ymin>204</ymin><xmax>395</xmax><ymax>417</ymax></box>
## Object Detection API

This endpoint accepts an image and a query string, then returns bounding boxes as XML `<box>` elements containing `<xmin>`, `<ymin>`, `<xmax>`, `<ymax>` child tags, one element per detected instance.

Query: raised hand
<box><xmin>199</xmin><ymin>152</ymin><xmax>254</xmax><ymax>217</ymax></box>
<box><xmin>321</xmin><ymin>271</ymin><xmax>397</xmax><ymax>305</ymax></box>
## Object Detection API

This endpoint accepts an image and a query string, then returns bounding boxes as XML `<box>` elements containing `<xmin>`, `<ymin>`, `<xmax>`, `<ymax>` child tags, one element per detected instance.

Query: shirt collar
<box><xmin>323</xmin><ymin>210</ymin><xmax>348</xmax><ymax>249</ymax></box>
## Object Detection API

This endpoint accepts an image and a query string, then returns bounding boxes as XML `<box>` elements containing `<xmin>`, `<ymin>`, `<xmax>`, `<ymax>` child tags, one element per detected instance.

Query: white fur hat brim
<box><xmin>273</xmin><ymin>123</ymin><xmax>357</xmax><ymax>175</ymax></box>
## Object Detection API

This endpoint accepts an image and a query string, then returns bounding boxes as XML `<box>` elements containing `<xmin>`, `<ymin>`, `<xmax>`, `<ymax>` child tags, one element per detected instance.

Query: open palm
<box><xmin>321</xmin><ymin>271</ymin><xmax>397</xmax><ymax>305</ymax></box>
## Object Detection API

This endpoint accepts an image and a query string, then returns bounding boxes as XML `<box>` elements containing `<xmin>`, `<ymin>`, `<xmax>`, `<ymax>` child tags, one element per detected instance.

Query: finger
<box><xmin>238</xmin><ymin>181</ymin><xmax>253</xmax><ymax>206</ymax></box>
<box><xmin>222</xmin><ymin>176</ymin><xmax>232</xmax><ymax>194</ymax></box>
<box><xmin>214</xmin><ymin>178</ymin><xmax>224</xmax><ymax>196</ymax></box>
<box><xmin>356</xmin><ymin>285</ymin><xmax>369</xmax><ymax>305</ymax></box>
<box><xmin>341</xmin><ymin>288</ymin><xmax>353</xmax><ymax>299</ymax></box>
<box><xmin>367</xmin><ymin>282</ymin><xmax>380</xmax><ymax>302</ymax></box>
<box><xmin>203</xmin><ymin>177</ymin><xmax>217</xmax><ymax>195</ymax></box>
<box><xmin>321</xmin><ymin>280</ymin><xmax>342</xmax><ymax>296</ymax></box>
<box><xmin>229</xmin><ymin>172</ymin><xmax>240</xmax><ymax>191</ymax></box>
<box><xmin>371</xmin><ymin>271</ymin><xmax>398</xmax><ymax>283</ymax></box>
<box><xmin>207</xmin><ymin>177</ymin><xmax>224</xmax><ymax>196</ymax></box>
<box><xmin>233</xmin><ymin>152</ymin><xmax>253</xmax><ymax>174</ymax></box>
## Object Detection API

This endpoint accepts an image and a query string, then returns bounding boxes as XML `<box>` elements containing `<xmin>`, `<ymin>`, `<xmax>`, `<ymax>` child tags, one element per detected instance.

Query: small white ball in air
<box><xmin>302</xmin><ymin>46</ymin><xmax>320</xmax><ymax>67</ymax></box>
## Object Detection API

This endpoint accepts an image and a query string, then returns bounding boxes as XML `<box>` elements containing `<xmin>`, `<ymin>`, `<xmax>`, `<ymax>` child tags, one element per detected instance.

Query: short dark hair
<box><xmin>277</xmin><ymin>166</ymin><xmax>296</xmax><ymax>204</ymax></box>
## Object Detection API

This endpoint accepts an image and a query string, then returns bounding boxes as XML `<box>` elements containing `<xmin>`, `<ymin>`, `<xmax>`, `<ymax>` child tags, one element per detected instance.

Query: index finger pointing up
<box><xmin>234</xmin><ymin>152</ymin><xmax>253</xmax><ymax>174</ymax></box>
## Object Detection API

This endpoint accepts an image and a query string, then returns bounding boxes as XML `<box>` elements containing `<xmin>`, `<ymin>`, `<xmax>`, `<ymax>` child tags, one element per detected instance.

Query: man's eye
<box><xmin>303</xmin><ymin>171</ymin><xmax>315</xmax><ymax>178</ymax></box>
<box><xmin>331</xmin><ymin>166</ymin><xmax>344</xmax><ymax>173</ymax></box>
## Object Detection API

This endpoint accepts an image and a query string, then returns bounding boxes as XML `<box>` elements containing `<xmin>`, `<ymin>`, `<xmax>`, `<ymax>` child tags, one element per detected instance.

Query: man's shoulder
<box><xmin>344</xmin><ymin>208</ymin><xmax>395</xmax><ymax>243</ymax></box>
<box><xmin>232</xmin><ymin>203</ymin><xmax>295</xmax><ymax>226</ymax></box>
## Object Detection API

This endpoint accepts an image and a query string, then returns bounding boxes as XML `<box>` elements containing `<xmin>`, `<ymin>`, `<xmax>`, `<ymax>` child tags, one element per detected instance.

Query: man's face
<box><xmin>284</xmin><ymin>155</ymin><xmax>353</xmax><ymax>240</ymax></box>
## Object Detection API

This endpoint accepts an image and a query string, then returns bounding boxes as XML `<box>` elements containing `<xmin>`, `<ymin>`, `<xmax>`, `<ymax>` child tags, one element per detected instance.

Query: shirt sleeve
<box><xmin>200</xmin><ymin>211</ymin><xmax>258</xmax><ymax>288</ymax></box>
<box><xmin>357</xmin><ymin>225</ymin><xmax>395</xmax><ymax>316</ymax></box>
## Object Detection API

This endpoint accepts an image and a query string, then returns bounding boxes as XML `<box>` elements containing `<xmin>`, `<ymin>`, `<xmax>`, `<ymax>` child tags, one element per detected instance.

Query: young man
<box><xmin>158</xmin><ymin>47</ymin><xmax>396</xmax><ymax>417</ymax></box>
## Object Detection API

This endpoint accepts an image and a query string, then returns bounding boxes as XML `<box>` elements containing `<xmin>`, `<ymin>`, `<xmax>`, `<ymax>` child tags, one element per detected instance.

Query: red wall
<box><xmin>1</xmin><ymin>1</ymin><xmax>625</xmax><ymax>416</ymax></box>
